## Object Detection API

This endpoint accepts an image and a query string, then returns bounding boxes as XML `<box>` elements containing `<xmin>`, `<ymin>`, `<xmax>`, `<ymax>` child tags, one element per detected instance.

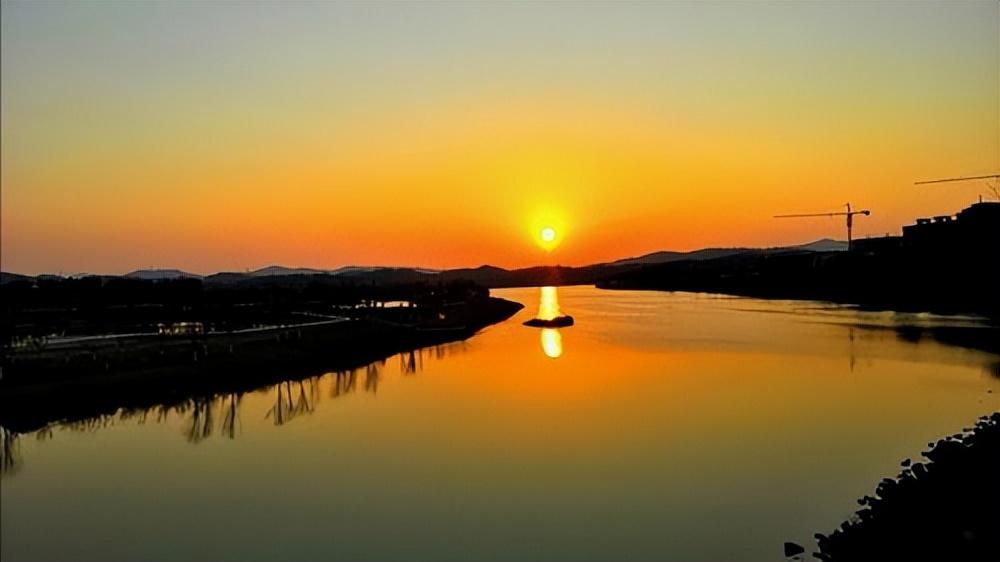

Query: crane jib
<box><xmin>773</xmin><ymin>204</ymin><xmax>871</xmax><ymax>250</ymax></box>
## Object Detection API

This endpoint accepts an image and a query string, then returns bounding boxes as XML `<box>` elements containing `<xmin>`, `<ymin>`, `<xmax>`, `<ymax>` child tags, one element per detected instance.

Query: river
<box><xmin>2</xmin><ymin>286</ymin><xmax>998</xmax><ymax>561</ymax></box>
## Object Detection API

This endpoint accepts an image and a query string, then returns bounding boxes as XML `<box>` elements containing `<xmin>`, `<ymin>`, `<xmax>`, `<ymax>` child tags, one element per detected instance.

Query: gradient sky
<box><xmin>2</xmin><ymin>1</ymin><xmax>997</xmax><ymax>274</ymax></box>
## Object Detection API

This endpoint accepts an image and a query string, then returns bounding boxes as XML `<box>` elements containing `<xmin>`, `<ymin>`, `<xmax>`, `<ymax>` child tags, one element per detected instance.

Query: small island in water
<box><xmin>521</xmin><ymin>285</ymin><xmax>575</xmax><ymax>328</ymax></box>
<box><xmin>523</xmin><ymin>315</ymin><xmax>574</xmax><ymax>328</ymax></box>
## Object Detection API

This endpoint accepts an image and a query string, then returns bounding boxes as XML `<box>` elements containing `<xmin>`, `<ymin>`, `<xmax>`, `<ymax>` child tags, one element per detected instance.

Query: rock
<box><xmin>784</xmin><ymin>542</ymin><xmax>805</xmax><ymax>557</ymax></box>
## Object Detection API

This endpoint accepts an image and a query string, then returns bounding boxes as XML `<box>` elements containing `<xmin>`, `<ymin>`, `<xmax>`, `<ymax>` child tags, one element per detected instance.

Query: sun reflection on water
<box><xmin>540</xmin><ymin>328</ymin><xmax>563</xmax><ymax>359</ymax></box>
<box><xmin>538</xmin><ymin>286</ymin><xmax>561</xmax><ymax>320</ymax></box>
<box><xmin>537</xmin><ymin>286</ymin><xmax>565</xmax><ymax>358</ymax></box>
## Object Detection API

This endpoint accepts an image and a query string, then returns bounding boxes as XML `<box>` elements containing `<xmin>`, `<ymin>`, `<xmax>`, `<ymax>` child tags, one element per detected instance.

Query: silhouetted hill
<box><xmin>436</xmin><ymin>265</ymin><xmax>512</xmax><ymax>285</ymax></box>
<box><xmin>0</xmin><ymin>272</ymin><xmax>33</xmax><ymax>285</ymax></box>
<box><xmin>249</xmin><ymin>265</ymin><xmax>329</xmax><ymax>277</ymax></box>
<box><xmin>331</xmin><ymin>265</ymin><xmax>440</xmax><ymax>276</ymax></box>
<box><xmin>202</xmin><ymin>268</ymin><xmax>436</xmax><ymax>288</ymax></box>
<box><xmin>125</xmin><ymin>269</ymin><xmax>202</xmax><ymax>280</ymax></box>
<box><xmin>612</xmin><ymin>238</ymin><xmax>847</xmax><ymax>266</ymax></box>
<box><xmin>201</xmin><ymin>271</ymin><xmax>253</xmax><ymax>285</ymax></box>
<box><xmin>240</xmin><ymin>265</ymin><xmax>440</xmax><ymax>281</ymax></box>
<box><xmin>201</xmin><ymin>263</ymin><xmax>612</xmax><ymax>289</ymax></box>
<box><xmin>0</xmin><ymin>237</ymin><xmax>855</xmax><ymax>290</ymax></box>
<box><xmin>613</xmin><ymin>248</ymin><xmax>736</xmax><ymax>266</ymax></box>
<box><xmin>332</xmin><ymin>267</ymin><xmax>436</xmax><ymax>284</ymax></box>
<box><xmin>794</xmin><ymin>238</ymin><xmax>848</xmax><ymax>252</ymax></box>
<box><xmin>430</xmin><ymin>264</ymin><xmax>620</xmax><ymax>288</ymax></box>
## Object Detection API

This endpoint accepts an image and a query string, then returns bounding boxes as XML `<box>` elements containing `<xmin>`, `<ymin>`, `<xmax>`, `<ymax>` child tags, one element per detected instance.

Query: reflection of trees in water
<box><xmin>266</xmin><ymin>380</ymin><xmax>318</xmax><ymax>426</ymax></box>
<box><xmin>833</xmin><ymin>321</ymin><xmax>999</xmax><ymax>376</ymax></box>
<box><xmin>64</xmin><ymin>414</ymin><xmax>121</xmax><ymax>433</ymax></box>
<box><xmin>986</xmin><ymin>361</ymin><xmax>1000</xmax><ymax>380</ymax></box>
<box><xmin>177</xmin><ymin>393</ymin><xmax>243</xmax><ymax>442</ymax></box>
<box><xmin>434</xmin><ymin>341</ymin><xmax>468</xmax><ymax>360</ymax></box>
<box><xmin>219</xmin><ymin>393</ymin><xmax>241</xmax><ymax>439</ymax></box>
<box><xmin>179</xmin><ymin>397</ymin><xmax>215</xmax><ymax>443</ymax></box>
<box><xmin>1</xmin><ymin>427</ymin><xmax>22</xmax><ymax>477</ymax></box>
<box><xmin>201</xmin><ymin>342</ymin><xmax>469</xmax><ymax>431</ymax></box>
<box><xmin>387</xmin><ymin>342</ymin><xmax>470</xmax><ymax>376</ymax></box>
<box><xmin>4</xmin><ymin>341</ymin><xmax>473</xmax><ymax>469</ymax></box>
<box><xmin>365</xmin><ymin>363</ymin><xmax>380</xmax><ymax>394</ymax></box>
<box><xmin>401</xmin><ymin>350</ymin><xmax>420</xmax><ymax>375</ymax></box>
<box><xmin>848</xmin><ymin>326</ymin><xmax>857</xmax><ymax>373</ymax></box>
<box><xmin>330</xmin><ymin>369</ymin><xmax>358</xmax><ymax>398</ymax></box>
<box><xmin>52</xmin><ymin>394</ymin><xmax>246</xmax><ymax>444</ymax></box>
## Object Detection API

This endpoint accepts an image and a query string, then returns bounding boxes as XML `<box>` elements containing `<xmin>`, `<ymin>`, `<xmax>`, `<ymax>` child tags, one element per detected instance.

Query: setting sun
<box><xmin>536</xmin><ymin>226</ymin><xmax>561</xmax><ymax>252</ymax></box>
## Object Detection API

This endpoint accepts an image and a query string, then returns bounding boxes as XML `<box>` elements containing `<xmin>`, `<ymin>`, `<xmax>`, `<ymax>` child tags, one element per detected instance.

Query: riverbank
<box><xmin>597</xmin><ymin>249</ymin><xmax>999</xmax><ymax>322</ymax></box>
<box><xmin>0</xmin><ymin>296</ymin><xmax>522</xmax><ymax>433</ymax></box>
<box><xmin>799</xmin><ymin>412</ymin><xmax>1000</xmax><ymax>561</ymax></box>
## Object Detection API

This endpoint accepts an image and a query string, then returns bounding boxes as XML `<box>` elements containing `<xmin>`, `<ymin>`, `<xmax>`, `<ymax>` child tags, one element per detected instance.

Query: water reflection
<box><xmin>541</xmin><ymin>329</ymin><xmax>563</xmax><ymax>359</ymax></box>
<box><xmin>181</xmin><ymin>397</ymin><xmax>216</xmax><ymax>443</ymax></box>
<box><xmin>986</xmin><ymin>361</ymin><xmax>1000</xmax><ymax>380</ymax></box>
<box><xmin>538</xmin><ymin>286</ymin><xmax>561</xmax><ymax>320</ymax></box>
<box><xmin>266</xmin><ymin>380</ymin><xmax>319</xmax><ymax>427</ymax></box>
<box><xmin>1</xmin><ymin>427</ymin><xmax>21</xmax><ymax>476</ymax></box>
<box><xmin>848</xmin><ymin>326</ymin><xmax>857</xmax><ymax>372</ymax></box>
<box><xmin>3</xmin><ymin>287</ymin><xmax>1000</xmax><ymax>562</ymax></box>
<box><xmin>220</xmin><ymin>393</ymin><xmax>241</xmax><ymax>439</ymax></box>
<box><xmin>401</xmin><ymin>349</ymin><xmax>421</xmax><ymax>374</ymax></box>
<box><xmin>0</xmin><ymin>341</ymin><xmax>469</xmax><ymax>475</ymax></box>
<box><xmin>537</xmin><ymin>287</ymin><xmax>566</xmax><ymax>358</ymax></box>
<box><xmin>365</xmin><ymin>362</ymin><xmax>381</xmax><ymax>393</ymax></box>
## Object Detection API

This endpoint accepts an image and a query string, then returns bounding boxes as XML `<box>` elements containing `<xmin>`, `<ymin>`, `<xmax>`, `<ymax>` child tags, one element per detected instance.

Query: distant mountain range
<box><xmin>612</xmin><ymin>238</ymin><xmax>847</xmax><ymax>266</ymax></box>
<box><xmin>124</xmin><ymin>268</ymin><xmax>203</xmax><ymax>280</ymax></box>
<box><xmin>1</xmin><ymin>238</ymin><xmax>847</xmax><ymax>288</ymax></box>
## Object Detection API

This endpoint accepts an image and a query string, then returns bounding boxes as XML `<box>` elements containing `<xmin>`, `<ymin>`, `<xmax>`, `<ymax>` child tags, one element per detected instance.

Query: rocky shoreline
<box><xmin>788</xmin><ymin>412</ymin><xmax>1000</xmax><ymax>561</ymax></box>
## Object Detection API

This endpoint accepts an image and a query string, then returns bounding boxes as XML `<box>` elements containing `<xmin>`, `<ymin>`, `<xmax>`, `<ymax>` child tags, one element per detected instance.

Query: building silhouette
<box><xmin>854</xmin><ymin>201</ymin><xmax>999</xmax><ymax>255</ymax></box>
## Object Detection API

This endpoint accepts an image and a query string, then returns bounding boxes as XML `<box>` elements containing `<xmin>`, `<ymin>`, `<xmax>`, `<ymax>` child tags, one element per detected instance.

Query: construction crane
<box><xmin>914</xmin><ymin>173</ymin><xmax>1000</xmax><ymax>202</ymax></box>
<box><xmin>774</xmin><ymin>203</ymin><xmax>871</xmax><ymax>250</ymax></box>
<box><xmin>914</xmin><ymin>173</ymin><xmax>1000</xmax><ymax>185</ymax></box>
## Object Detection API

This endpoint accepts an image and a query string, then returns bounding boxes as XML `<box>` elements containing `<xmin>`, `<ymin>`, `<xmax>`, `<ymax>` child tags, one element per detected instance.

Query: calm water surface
<box><xmin>2</xmin><ymin>287</ymin><xmax>998</xmax><ymax>562</ymax></box>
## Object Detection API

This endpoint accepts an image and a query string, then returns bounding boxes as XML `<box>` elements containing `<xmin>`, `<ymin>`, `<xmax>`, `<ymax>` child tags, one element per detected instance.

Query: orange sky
<box><xmin>2</xmin><ymin>2</ymin><xmax>997</xmax><ymax>274</ymax></box>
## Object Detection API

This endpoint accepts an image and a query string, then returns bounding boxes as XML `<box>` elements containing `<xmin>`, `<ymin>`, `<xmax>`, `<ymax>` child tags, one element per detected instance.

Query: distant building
<box><xmin>852</xmin><ymin>235</ymin><xmax>902</xmax><ymax>255</ymax></box>
<box><xmin>158</xmin><ymin>321</ymin><xmax>204</xmax><ymax>336</ymax></box>
<box><xmin>853</xmin><ymin>201</ymin><xmax>999</xmax><ymax>256</ymax></box>
<box><xmin>901</xmin><ymin>201</ymin><xmax>1000</xmax><ymax>253</ymax></box>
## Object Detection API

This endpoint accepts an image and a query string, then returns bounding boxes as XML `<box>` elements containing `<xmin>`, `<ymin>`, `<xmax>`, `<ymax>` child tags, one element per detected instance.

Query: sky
<box><xmin>2</xmin><ymin>1</ymin><xmax>997</xmax><ymax>275</ymax></box>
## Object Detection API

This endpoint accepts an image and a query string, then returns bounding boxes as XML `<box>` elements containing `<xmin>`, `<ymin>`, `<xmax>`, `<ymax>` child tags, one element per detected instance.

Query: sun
<box><xmin>529</xmin><ymin>213</ymin><xmax>565</xmax><ymax>252</ymax></box>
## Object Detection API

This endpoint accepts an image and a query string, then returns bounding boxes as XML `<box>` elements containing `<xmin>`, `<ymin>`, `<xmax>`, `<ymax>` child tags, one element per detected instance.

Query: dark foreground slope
<box><xmin>799</xmin><ymin>413</ymin><xmax>1000</xmax><ymax>561</ymax></box>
